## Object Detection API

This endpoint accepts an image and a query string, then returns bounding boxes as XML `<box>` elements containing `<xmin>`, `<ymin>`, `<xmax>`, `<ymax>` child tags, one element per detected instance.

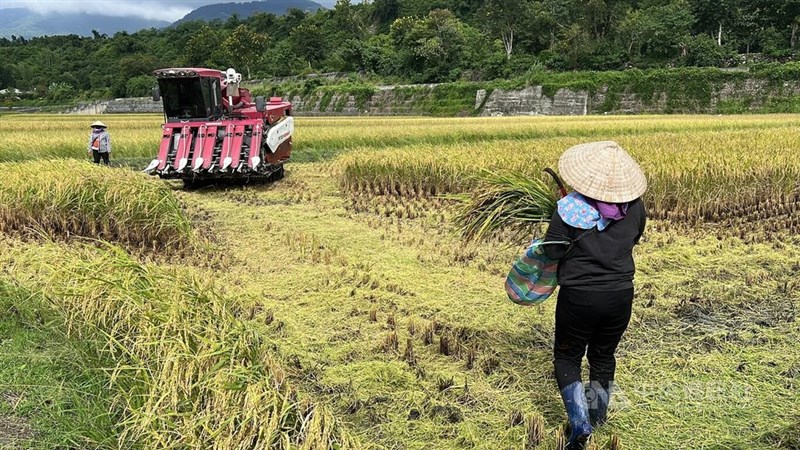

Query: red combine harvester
<box><xmin>144</xmin><ymin>67</ymin><xmax>293</xmax><ymax>187</ymax></box>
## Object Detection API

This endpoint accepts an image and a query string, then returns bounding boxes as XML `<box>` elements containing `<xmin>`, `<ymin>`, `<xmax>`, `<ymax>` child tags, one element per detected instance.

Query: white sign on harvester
<box><xmin>266</xmin><ymin>117</ymin><xmax>294</xmax><ymax>153</ymax></box>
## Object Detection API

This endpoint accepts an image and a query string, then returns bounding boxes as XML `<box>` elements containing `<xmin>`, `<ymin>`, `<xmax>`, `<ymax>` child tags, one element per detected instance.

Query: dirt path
<box><xmin>0</xmin><ymin>415</ymin><xmax>33</xmax><ymax>448</ymax></box>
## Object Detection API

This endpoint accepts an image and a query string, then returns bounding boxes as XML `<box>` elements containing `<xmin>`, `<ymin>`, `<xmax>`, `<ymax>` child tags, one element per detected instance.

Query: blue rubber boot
<box><xmin>587</xmin><ymin>381</ymin><xmax>610</xmax><ymax>427</ymax></box>
<box><xmin>560</xmin><ymin>381</ymin><xmax>593</xmax><ymax>450</ymax></box>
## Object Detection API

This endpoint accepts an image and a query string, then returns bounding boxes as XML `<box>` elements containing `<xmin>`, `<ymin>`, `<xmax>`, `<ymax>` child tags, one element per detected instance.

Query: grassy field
<box><xmin>0</xmin><ymin>114</ymin><xmax>798</xmax><ymax>449</ymax></box>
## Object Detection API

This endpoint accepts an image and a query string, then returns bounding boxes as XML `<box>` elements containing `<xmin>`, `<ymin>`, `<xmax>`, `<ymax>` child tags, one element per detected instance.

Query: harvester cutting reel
<box><xmin>143</xmin><ymin>115</ymin><xmax>294</xmax><ymax>183</ymax></box>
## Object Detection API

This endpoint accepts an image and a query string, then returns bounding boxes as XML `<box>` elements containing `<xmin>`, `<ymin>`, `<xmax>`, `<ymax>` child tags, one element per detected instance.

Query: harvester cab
<box><xmin>144</xmin><ymin>67</ymin><xmax>293</xmax><ymax>187</ymax></box>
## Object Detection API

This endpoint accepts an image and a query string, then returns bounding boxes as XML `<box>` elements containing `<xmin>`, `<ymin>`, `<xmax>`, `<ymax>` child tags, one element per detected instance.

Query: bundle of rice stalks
<box><xmin>454</xmin><ymin>171</ymin><xmax>558</xmax><ymax>242</ymax></box>
<box><xmin>0</xmin><ymin>160</ymin><xmax>192</xmax><ymax>250</ymax></box>
<box><xmin>8</xmin><ymin>244</ymin><xmax>356</xmax><ymax>449</ymax></box>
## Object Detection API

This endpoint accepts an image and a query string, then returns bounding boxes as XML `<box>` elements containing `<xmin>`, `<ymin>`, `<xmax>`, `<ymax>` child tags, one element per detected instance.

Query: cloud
<box><xmin>0</xmin><ymin>0</ymin><xmax>228</xmax><ymax>22</ymax></box>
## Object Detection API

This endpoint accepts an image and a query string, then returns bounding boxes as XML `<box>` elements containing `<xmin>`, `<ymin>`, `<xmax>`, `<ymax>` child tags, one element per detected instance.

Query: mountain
<box><xmin>174</xmin><ymin>1</ymin><xmax>325</xmax><ymax>24</ymax></box>
<box><xmin>0</xmin><ymin>8</ymin><xmax>170</xmax><ymax>38</ymax></box>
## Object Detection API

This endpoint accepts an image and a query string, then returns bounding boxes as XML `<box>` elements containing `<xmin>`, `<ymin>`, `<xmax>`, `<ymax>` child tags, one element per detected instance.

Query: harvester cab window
<box><xmin>159</xmin><ymin>77</ymin><xmax>213</xmax><ymax>121</ymax></box>
<box><xmin>209</xmin><ymin>78</ymin><xmax>222</xmax><ymax>118</ymax></box>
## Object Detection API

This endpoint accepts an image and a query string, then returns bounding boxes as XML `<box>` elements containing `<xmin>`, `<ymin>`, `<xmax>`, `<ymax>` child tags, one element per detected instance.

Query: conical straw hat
<box><xmin>90</xmin><ymin>121</ymin><xmax>107</xmax><ymax>128</ymax></box>
<box><xmin>558</xmin><ymin>141</ymin><xmax>647</xmax><ymax>203</ymax></box>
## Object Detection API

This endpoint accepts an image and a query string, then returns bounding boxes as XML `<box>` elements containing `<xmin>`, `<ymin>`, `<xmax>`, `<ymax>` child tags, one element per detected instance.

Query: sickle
<box><xmin>543</xmin><ymin>168</ymin><xmax>568</xmax><ymax>198</ymax></box>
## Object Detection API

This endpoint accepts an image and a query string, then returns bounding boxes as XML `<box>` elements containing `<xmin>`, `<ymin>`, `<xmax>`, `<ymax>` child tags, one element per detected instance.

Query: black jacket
<box><xmin>544</xmin><ymin>198</ymin><xmax>646</xmax><ymax>291</ymax></box>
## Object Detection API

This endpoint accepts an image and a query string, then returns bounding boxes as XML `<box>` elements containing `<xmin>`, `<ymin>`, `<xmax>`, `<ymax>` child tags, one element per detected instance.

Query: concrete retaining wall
<box><xmin>479</xmin><ymin>86</ymin><xmax>588</xmax><ymax>116</ymax></box>
<box><xmin>61</xmin><ymin>78</ymin><xmax>800</xmax><ymax>116</ymax></box>
<box><xmin>66</xmin><ymin>97</ymin><xmax>162</xmax><ymax>115</ymax></box>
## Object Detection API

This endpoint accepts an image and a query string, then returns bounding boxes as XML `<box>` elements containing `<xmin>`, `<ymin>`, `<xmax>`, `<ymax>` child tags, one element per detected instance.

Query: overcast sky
<box><xmin>0</xmin><ymin>0</ymin><xmax>336</xmax><ymax>22</ymax></box>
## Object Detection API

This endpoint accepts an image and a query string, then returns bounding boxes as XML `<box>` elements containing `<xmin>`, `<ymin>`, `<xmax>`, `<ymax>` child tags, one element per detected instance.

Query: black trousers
<box><xmin>553</xmin><ymin>286</ymin><xmax>633</xmax><ymax>390</ymax></box>
<box><xmin>92</xmin><ymin>150</ymin><xmax>109</xmax><ymax>165</ymax></box>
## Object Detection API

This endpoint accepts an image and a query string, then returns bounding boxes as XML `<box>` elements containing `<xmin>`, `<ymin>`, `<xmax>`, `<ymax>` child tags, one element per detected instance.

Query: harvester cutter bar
<box><xmin>191</xmin><ymin>125</ymin><xmax>207</xmax><ymax>171</ymax></box>
<box><xmin>248</xmin><ymin>123</ymin><xmax>263</xmax><ymax>169</ymax></box>
<box><xmin>219</xmin><ymin>124</ymin><xmax>236</xmax><ymax>170</ymax></box>
<box><xmin>230</xmin><ymin>125</ymin><xmax>246</xmax><ymax>171</ymax></box>
<box><xmin>173</xmin><ymin>125</ymin><xmax>192</xmax><ymax>172</ymax></box>
<box><xmin>200</xmin><ymin>125</ymin><xmax>217</xmax><ymax>170</ymax></box>
<box><xmin>156</xmin><ymin>126</ymin><xmax>176</xmax><ymax>171</ymax></box>
<box><xmin>147</xmin><ymin>119</ymin><xmax>265</xmax><ymax>178</ymax></box>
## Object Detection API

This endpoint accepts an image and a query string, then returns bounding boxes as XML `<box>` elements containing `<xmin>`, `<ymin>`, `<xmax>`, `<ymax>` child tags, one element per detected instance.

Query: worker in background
<box><xmin>542</xmin><ymin>141</ymin><xmax>647</xmax><ymax>450</ymax></box>
<box><xmin>88</xmin><ymin>121</ymin><xmax>111</xmax><ymax>165</ymax></box>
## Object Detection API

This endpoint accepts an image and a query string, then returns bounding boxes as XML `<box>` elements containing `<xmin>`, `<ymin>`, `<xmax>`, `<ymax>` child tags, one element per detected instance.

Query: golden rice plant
<box><xmin>454</xmin><ymin>171</ymin><xmax>558</xmax><ymax>241</ymax></box>
<box><xmin>8</xmin><ymin>112</ymin><xmax>800</xmax><ymax>165</ymax></box>
<box><xmin>298</xmin><ymin>114</ymin><xmax>800</xmax><ymax>158</ymax></box>
<box><xmin>7</xmin><ymin>243</ymin><xmax>357</xmax><ymax>449</ymax></box>
<box><xmin>0</xmin><ymin>160</ymin><xmax>192</xmax><ymax>249</ymax></box>
<box><xmin>338</xmin><ymin>123</ymin><xmax>800</xmax><ymax>224</ymax></box>
<box><xmin>0</xmin><ymin>114</ymin><xmax>162</xmax><ymax>162</ymax></box>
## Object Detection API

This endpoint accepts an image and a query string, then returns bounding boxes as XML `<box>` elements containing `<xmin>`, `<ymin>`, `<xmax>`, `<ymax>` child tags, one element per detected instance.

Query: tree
<box><xmin>390</xmin><ymin>9</ymin><xmax>481</xmax><ymax>82</ymax></box>
<box><xmin>185</xmin><ymin>26</ymin><xmax>224</xmax><ymax>67</ymax></box>
<box><xmin>125</xmin><ymin>75</ymin><xmax>154</xmax><ymax>97</ymax></box>
<box><xmin>282</xmin><ymin>8</ymin><xmax>309</xmax><ymax>34</ymax></box>
<box><xmin>333</xmin><ymin>0</ymin><xmax>363</xmax><ymax>36</ymax></box>
<box><xmin>372</xmin><ymin>0</ymin><xmax>401</xmax><ymax>29</ymax></box>
<box><xmin>362</xmin><ymin>34</ymin><xmax>398</xmax><ymax>75</ymax></box>
<box><xmin>776</xmin><ymin>0</ymin><xmax>800</xmax><ymax>50</ymax></box>
<box><xmin>247</xmin><ymin>12</ymin><xmax>278</xmax><ymax>35</ymax></box>
<box><xmin>582</xmin><ymin>0</ymin><xmax>632</xmax><ymax>40</ymax></box>
<box><xmin>736</xmin><ymin>4</ymin><xmax>762</xmax><ymax>55</ymax></box>
<box><xmin>111</xmin><ymin>31</ymin><xmax>139</xmax><ymax>54</ymax></box>
<box><xmin>224</xmin><ymin>13</ymin><xmax>242</xmax><ymax>30</ymax></box>
<box><xmin>118</xmin><ymin>54</ymin><xmax>162</xmax><ymax>79</ymax></box>
<box><xmin>557</xmin><ymin>23</ymin><xmax>593</xmax><ymax>68</ymax></box>
<box><xmin>221</xmin><ymin>25</ymin><xmax>269</xmax><ymax>79</ymax></box>
<box><xmin>686</xmin><ymin>33</ymin><xmax>731</xmax><ymax>66</ymax></box>
<box><xmin>618</xmin><ymin>0</ymin><xmax>694</xmax><ymax>59</ymax></box>
<box><xmin>690</xmin><ymin>0</ymin><xmax>738</xmax><ymax>46</ymax></box>
<box><xmin>536</xmin><ymin>0</ymin><xmax>578</xmax><ymax>49</ymax></box>
<box><xmin>479</xmin><ymin>0</ymin><xmax>533</xmax><ymax>60</ymax></box>
<box><xmin>47</xmin><ymin>82</ymin><xmax>74</xmax><ymax>102</ymax></box>
<box><xmin>289</xmin><ymin>24</ymin><xmax>326</xmax><ymax>67</ymax></box>
<box><xmin>0</xmin><ymin>65</ymin><xmax>15</xmax><ymax>89</ymax></box>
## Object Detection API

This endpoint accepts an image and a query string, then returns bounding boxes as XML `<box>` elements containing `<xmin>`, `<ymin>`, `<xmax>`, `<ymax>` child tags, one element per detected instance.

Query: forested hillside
<box><xmin>1</xmin><ymin>0</ymin><xmax>799</xmax><ymax>104</ymax></box>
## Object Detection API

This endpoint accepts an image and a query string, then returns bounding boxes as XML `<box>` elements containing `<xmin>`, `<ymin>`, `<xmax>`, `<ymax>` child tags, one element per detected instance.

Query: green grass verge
<box><xmin>0</xmin><ymin>279</ymin><xmax>118</xmax><ymax>449</ymax></box>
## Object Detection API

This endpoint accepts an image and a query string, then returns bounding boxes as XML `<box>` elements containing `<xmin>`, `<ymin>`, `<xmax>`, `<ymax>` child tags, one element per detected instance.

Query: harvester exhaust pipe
<box><xmin>225</xmin><ymin>68</ymin><xmax>241</xmax><ymax>115</ymax></box>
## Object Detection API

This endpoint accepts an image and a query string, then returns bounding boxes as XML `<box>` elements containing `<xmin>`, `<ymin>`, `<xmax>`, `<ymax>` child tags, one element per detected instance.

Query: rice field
<box><xmin>0</xmin><ymin>160</ymin><xmax>193</xmax><ymax>250</ymax></box>
<box><xmin>0</xmin><ymin>114</ymin><xmax>798</xmax><ymax>449</ymax></box>
<box><xmin>338</xmin><ymin>126</ymin><xmax>800</xmax><ymax>222</ymax></box>
<box><xmin>6</xmin><ymin>113</ymin><xmax>800</xmax><ymax>162</ymax></box>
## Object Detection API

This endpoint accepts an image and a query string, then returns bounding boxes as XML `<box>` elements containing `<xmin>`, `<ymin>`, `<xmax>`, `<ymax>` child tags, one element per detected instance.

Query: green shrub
<box><xmin>125</xmin><ymin>75</ymin><xmax>155</xmax><ymax>98</ymax></box>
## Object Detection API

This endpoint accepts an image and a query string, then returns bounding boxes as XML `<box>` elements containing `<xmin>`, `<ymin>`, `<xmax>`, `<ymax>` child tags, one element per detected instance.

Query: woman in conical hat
<box><xmin>542</xmin><ymin>141</ymin><xmax>647</xmax><ymax>450</ymax></box>
<box><xmin>88</xmin><ymin>121</ymin><xmax>111</xmax><ymax>165</ymax></box>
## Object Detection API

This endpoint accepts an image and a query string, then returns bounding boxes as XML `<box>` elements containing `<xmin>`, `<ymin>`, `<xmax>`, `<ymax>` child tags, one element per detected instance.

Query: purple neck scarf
<box><xmin>587</xmin><ymin>198</ymin><xmax>628</xmax><ymax>221</ymax></box>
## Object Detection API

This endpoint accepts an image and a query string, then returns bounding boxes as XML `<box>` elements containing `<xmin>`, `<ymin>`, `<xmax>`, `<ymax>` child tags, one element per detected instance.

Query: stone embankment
<box><xmin>57</xmin><ymin>78</ymin><xmax>800</xmax><ymax>116</ymax></box>
<box><xmin>65</xmin><ymin>98</ymin><xmax>162</xmax><ymax>115</ymax></box>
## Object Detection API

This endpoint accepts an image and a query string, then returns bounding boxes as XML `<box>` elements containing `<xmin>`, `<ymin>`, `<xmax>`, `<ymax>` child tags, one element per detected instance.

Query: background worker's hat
<box><xmin>558</xmin><ymin>141</ymin><xmax>647</xmax><ymax>203</ymax></box>
<box><xmin>90</xmin><ymin>121</ymin><xmax>107</xmax><ymax>128</ymax></box>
